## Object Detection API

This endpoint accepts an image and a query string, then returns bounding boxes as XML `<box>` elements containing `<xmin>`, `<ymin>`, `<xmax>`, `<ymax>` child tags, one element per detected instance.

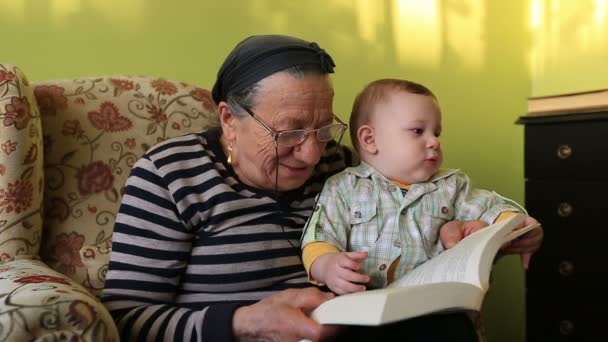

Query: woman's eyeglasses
<box><xmin>238</xmin><ymin>104</ymin><xmax>347</xmax><ymax>148</ymax></box>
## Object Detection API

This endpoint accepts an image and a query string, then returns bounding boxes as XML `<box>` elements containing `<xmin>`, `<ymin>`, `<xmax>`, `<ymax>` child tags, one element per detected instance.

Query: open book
<box><xmin>310</xmin><ymin>214</ymin><xmax>540</xmax><ymax>326</ymax></box>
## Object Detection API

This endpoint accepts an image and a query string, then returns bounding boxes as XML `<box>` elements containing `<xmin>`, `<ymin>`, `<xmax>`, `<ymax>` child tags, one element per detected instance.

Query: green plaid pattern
<box><xmin>302</xmin><ymin>162</ymin><xmax>520</xmax><ymax>289</ymax></box>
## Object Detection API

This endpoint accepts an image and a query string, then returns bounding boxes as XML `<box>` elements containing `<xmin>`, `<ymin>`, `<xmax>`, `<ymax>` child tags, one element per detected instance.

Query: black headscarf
<box><xmin>211</xmin><ymin>34</ymin><xmax>336</xmax><ymax>105</ymax></box>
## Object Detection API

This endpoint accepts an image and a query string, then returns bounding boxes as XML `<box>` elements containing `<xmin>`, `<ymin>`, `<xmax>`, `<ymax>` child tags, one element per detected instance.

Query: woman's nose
<box><xmin>293</xmin><ymin>133</ymin><xmax>324</xmax><ymax>164</ymax></box>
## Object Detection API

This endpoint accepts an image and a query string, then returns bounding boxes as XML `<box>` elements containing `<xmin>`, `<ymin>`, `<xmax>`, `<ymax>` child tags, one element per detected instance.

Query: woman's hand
<box><xmin>311</xmin><ymin>251</ymin><xmax>370</xmax><ymax>295</ymax></box>
<box><xmin>232</xmin><ymin>287</ymin><xmax>341</xmax><ymax>342</ymax></box>
<box><xmin>500</xmin><ymin>216</ymin><xmax>544</xmax><ymax>269</ymax></box>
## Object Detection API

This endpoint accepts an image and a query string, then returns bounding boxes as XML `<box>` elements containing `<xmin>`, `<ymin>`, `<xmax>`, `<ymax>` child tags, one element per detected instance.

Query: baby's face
<box><xmin>369</xmin><ymin>91</ymin><xmax>442</xmax><ymax>184</ymax></box>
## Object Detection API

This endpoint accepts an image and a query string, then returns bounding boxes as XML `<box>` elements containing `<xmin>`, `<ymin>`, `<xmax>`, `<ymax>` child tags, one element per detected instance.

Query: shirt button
<box><xmin>379</xmin><ymin>264</ymin><xmax>387</xmax><ymax>271</ymax></box>
<box><xmin>354</xmin><ymin>211</ymin><xmax>362</xmax><ymax>218</ymax></box>
<box><xmin>441</xmin><ymin>206</ymin><xmax>449</xmax><ymax>214</ymax></box>
<box><xmin>387</xmin><ymin>184</ymin><xmax>397</xmax><ymax>192</ymax></box>
<box><xmin>393</xmin><ymin>240</ymin><xmax>401</xmax><ymax>248</ymax></box>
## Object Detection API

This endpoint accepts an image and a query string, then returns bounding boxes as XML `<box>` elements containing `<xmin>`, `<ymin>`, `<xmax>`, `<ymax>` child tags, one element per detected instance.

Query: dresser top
<box><xmin>516</xmin><ymin>110</ymin><xmax>608</xmax><ymax>125</ymax></box>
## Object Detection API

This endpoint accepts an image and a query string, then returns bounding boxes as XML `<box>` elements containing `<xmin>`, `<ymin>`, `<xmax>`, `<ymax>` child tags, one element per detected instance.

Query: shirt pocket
<box><xmin>421</xmin><ymin>200</ymin><xmax>454</xmax><ymax>253</ymax></box>
<box><xmin>348</xmin><ymin>203</ymin><xmax>379</xmax><ymax>251</ymax></box>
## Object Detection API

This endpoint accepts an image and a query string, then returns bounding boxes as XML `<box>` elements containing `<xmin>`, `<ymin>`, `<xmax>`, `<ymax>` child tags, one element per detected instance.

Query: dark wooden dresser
<box><xmin>517</xmin><ymin>111</ymin><xmax>608</xmax><ymax>341</ymax></box>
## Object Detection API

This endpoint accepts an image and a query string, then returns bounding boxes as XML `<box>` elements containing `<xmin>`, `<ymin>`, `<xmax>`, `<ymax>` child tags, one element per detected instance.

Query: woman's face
<box><xmin>227</xmin><ymin>72</ymin><xmax>335</xmax><ymax>192</ymax></box>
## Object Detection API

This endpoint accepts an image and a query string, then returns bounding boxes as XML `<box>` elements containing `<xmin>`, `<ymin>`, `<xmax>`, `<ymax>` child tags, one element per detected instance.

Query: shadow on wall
<box><xmin>248</xmin><ymin>0</ymin><xmax>499</xmax><ymax>72</ymax></box>
<box><xmin>529</xmin><ymin>0</ymin><xmax>608</xmax><ymax>95</ymax></box>
<box><xmin>3</xmin><ymin>0</ymin><xmax>605</xmax><ymax>91</ymax></box>
<box><xmin>1</xmin><ymin>0</ymin><xmax>528</xmax><ymax>80</ymax></box>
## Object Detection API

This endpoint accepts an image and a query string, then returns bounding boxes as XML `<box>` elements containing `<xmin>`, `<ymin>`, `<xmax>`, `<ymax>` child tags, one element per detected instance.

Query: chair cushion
<box><xmin>0</xmin><ymin>258</ymin><xmax>119</xmax><ymax>341</ymax></box>
<box><xmin>0</xmin><ymin>64</ymin><xmax>44</xmax><ymax>261</ymax></box>
<box><xmin>34</xmin><ymin>75</ymin><xmax>218</xmax><ymax>296</ymax></box>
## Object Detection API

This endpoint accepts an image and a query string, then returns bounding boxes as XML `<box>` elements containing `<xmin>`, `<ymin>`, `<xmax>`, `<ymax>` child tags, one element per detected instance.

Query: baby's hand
<box><xmin>310</xmin><ymin>251</ymin><xmax>370</xmax><ymax>295</ymax></box>
<box><xmin>500</xmin><ymin>215</ymin><xmax>543</xmax><ymax>270</ymax></box>
<box><xmin>440</xmin><ymin>220</ymin><xmax>488</xmax><ymax>249</ymax></box>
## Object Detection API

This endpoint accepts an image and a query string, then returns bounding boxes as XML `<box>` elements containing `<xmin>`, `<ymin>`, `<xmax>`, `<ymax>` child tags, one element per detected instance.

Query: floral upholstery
<box><xmin>0</xmin><ymin>259</ymin><xmax>117</xmax><ymax>341</ymax></box>
<box><xmin>0</xmin><ymin>62</ymin><xmax>219</xmax><ymax>341</ymax></box>
<box><xmin>35</xmin><ymin>74</ymin><xmax>218</xmax><ymax>296</ymax></box>
<box><xmin>0</xmin><ymin>64</ymin><xmax>44</xmax><ymax>263</ymax></box>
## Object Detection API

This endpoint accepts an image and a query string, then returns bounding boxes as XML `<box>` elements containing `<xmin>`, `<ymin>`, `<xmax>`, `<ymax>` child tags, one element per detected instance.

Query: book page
<box><xmin>310</xmin><ymin>282</ymin><xmax>484</xmax><ymax>326</ymax></box>
<box><xmin>388</xmin><ymin>214</ymin><xmax>533</xmax><ymax>290</ymax></box>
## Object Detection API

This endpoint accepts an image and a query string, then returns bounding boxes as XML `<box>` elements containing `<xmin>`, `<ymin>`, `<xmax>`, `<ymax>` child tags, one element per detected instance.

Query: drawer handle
<box><xmin>559</xmin><ymin>320</ymin><xmax>575</xmax><ymax>335</ymax></box>
<box><xmin>557</xmin><ymin>202</ymin><xmax>573</xmax><ymax>217</ymax></box>
<box><xmin>558</xmin><ymin>260</ymin><xmax>574</xmax><ymax>276</ymax></box>
<box><xmin>557</xmin><ymin>144</ymin><xmax>572</xmax><ymax>159</ymax></box>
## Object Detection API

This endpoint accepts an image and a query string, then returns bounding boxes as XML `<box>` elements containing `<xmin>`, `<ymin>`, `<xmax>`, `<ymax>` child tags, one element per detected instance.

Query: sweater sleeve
<box><xmin>451</xmin><ymin>171</ymin><xmax>522</xmax><ymax>223</ymax></box>
<box><xmin>102</xmin><ymin>156</ymin><xmax>243</xmax><ymax>342</ymax></box>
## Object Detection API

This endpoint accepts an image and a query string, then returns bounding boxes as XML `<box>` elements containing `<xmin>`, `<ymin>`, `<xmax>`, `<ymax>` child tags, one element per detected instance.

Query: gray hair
<box><xmin>225</xmin><ymin>64</ymin><xmax>329</xmax><ymax>119</ymax></box>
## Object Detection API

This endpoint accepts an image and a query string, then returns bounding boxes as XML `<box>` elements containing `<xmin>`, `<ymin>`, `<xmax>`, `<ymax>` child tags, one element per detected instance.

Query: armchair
<box><xmin>0</xmin><ymin>63</ymin><xmax>218</xmax><ymax>340</ymax></box>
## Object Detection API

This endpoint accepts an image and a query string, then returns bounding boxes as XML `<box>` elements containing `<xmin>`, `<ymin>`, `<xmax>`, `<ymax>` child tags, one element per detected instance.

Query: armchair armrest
<box><xmin>0</xmin><ymin>258</ymin><xmax>118</xmax><ymax>341</ymax></box>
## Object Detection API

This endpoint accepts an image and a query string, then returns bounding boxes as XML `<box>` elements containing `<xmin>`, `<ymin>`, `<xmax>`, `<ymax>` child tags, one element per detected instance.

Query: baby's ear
<box><xmin>357</xmin><ymin>125</ymin><xmax>377</xmax><ymax>154</ymax></box>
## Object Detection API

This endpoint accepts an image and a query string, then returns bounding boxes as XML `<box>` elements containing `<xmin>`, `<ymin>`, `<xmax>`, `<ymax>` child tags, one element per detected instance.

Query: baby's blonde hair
<box><xmin>349</xmin><ymin>78</ymin><xmax>437</xmax><ymax>152</ymax></box>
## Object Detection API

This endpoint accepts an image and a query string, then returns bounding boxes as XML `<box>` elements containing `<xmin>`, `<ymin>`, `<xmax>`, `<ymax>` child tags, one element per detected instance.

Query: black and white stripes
<box><xmin>102</xmin><ymin>128</ymin><xmax>352</xmax><ymax>341</ymax></box>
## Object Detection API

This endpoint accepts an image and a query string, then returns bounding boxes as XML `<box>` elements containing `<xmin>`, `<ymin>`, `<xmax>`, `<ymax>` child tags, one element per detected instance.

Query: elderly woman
<box><xmin>102</xmin><ymin>34</ymin><xmax>543</xmax><ymax>341</ymax></box>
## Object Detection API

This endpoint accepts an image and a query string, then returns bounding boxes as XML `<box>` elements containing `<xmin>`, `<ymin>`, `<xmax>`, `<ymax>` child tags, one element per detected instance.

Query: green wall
<box><xmin>529</xmin><ymin>0</ymin><xmax>608</xmax><ymax>96</ymax></box>
<box><xmin>2</xmin><ymin>1</ymin><xmax>604</xmax><ymax>341</ymax></box>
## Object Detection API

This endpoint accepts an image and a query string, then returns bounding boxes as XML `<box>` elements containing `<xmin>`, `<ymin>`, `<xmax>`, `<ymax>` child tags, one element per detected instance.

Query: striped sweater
<box><xmin>102</xmin><ymin>128</ymin><xmax>353</xmax><ymax>341</ymax></box>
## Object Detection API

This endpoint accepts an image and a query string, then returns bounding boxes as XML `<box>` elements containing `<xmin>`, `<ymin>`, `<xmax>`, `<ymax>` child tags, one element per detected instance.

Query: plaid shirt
<box><xmin>301</xmin><ymin>162</ymin><xmax>520</xmax><ymax>288</ymax></box>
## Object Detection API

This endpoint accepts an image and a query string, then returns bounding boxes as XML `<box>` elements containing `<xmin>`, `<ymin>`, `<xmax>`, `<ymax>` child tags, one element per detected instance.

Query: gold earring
<box><xmin>227</xmin><ymin>143</ymin><xmax>233</xmax><ymax>164</ymax></box>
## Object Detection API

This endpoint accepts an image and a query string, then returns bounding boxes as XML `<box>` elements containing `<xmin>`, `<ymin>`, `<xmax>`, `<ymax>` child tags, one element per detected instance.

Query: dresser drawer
<box><xmin>527</xmin><ymin>251</ymin><xmax>599</xmax><ymax>296</ymax></box>
<box><xmin>527</xmin><ymin>272</ymin><xmax>607</xmax><ymax>341</ymax></box>
<box><xmin>525</xmin><ymin>180</ymin><xmax>608</xmax><ymax>249</ymax></box>
<box><xmin>524</xmin><ymin>120</ymin><xmax>608</xmax><ymax>180</ymax></box>
<box><xmin>527</xmin><ymin>288</ymin><xmax>606</xmax><ymax>341</ymax></box>
<box><xmin>527</xmin><ymin>242</ymin><xmax>606</xmax><ymax>341</ymax></box>
<box><xmin>525</xmin><ymin>179</ymin><xmax>608</xmax><ymax>341</ymax></box>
